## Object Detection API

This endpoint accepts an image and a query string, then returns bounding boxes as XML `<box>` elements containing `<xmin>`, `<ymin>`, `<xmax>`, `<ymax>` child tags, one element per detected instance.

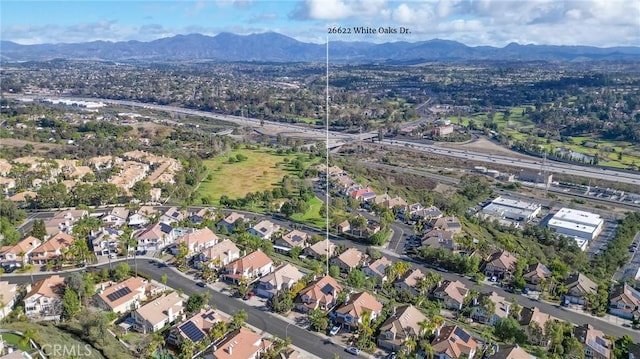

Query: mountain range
<box><xmin>2</xmin><ymin>32</ymin><xmax>639</xmax><ymax>63</ymax></box>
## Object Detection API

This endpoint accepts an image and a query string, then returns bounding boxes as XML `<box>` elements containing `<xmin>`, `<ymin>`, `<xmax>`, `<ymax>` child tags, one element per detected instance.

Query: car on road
<box><xmin>329</xmin><ymin>325</ymin><xmax>340</xmax><ymax>336</ymax></box>
<box><xmin>345</xmin><ymin>347</ymin><xmax>360</xmax><ymax>355</ymax></box>
<box><xmin>196</xmin><ymin>282</ymin><xmax>206</xmax><ymax>288</ymax></box>
<box><xmin>386</xmin><ymin>352</ymin><xmax>397</xmax><ymax>359</ymax></box>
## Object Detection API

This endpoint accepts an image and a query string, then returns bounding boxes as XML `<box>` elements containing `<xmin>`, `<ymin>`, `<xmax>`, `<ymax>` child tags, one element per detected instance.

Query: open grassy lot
<box><xmin>4</xmin><ymin>322</ymin><xmax>107</xmax><ymax>359</ymax></box>
<box><xmin>1</xmin><ymin>332</ymin><xmax>32</xmax><ymax>352</ymax></box>
<box><xmin>196</xmin><ymin>147</ymin><xmax>321</xmax><ymax>205</ymax></box>
<box><xmin>291</xmin><ymin>196</ymin><xmax>325</xmax><ymax>227</ymax></box>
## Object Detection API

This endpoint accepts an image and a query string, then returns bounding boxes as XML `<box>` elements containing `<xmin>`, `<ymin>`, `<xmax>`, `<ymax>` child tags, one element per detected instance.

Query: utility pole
<box><xmin>325</xmin><ymin>37</ymin><xmax>330</xmax><ymax>277</ymax></box>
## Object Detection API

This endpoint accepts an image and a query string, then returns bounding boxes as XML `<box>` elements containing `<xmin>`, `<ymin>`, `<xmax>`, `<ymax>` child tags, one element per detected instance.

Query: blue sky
<box><xmin>2</xmin><ymin>0</ymin><xmax>638</xmax><ymax>46</ymax></box>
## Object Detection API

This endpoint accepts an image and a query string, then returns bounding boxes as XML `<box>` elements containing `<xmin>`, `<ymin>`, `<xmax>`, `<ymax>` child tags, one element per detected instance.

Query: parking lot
<box><xmin>614</xmin><ymin>232</ymin><xmax>640</xmax><ymax>282</ymax></box>
<box><xmin>586</xmin><ymin>220</ymin><xmax>618</xmax><ymax>258</ymax></box>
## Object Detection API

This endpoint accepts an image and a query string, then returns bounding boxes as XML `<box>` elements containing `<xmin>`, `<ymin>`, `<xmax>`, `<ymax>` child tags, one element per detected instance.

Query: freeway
<box><xmin>3</xmin><ymin>259</ymin><xmax>358</xmax><ymax>359</ymax></box>
<box><xmin>11</xmin><ymin>94</ymin><xmax>639</xmax><ymax>184</ymax></box>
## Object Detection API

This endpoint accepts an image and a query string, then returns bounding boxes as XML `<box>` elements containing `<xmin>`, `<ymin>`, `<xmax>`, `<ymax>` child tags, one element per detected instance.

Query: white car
<box><xmin>346</xmin><ymin>347</ymin><xmax>360</xmax><ymax>355</ymax></box>
<box><xmin>329</xmin><ymin>326</ymin><xmax>340</xmax><ymax>336</ymax></box>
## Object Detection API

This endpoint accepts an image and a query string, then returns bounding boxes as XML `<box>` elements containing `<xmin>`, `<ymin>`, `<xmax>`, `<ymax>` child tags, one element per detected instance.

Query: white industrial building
<box><xmin>546</xmin><ymin>208</ymin><xmax>604</xmax><ymax>250</ymax></box>
<box><xmin>482</xmin><ymin>196</ymin><xmax>542</xmax><ymax>222</ymax></box>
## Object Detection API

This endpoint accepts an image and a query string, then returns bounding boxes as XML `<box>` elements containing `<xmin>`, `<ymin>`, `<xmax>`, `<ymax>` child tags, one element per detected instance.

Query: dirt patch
<box><xmin>436</xmin><ymin>137</ymin><xmax>535</xmax><ymax>159</ymax></box>
<box><xmin>0</xmin><ymin>138</ymin><xmax>64</xmax><ymax>151</ymax></box>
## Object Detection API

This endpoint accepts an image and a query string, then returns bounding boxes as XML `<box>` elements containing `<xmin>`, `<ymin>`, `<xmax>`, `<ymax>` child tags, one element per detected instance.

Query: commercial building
<box><xmin>482</xmin><ymin>197</ymin><xmax>541</xmax><ymax>222</ymax></box>
<box><xmin>547</xmin><ymin>208</ymin><xmax>604</xmax><ymax>250</ymax></box>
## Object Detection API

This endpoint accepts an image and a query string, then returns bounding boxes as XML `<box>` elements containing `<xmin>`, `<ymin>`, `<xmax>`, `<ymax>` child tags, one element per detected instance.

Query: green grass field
<box><xmin>1</xmin><ymin>333</ymin><xmax>32</xmax><ymax>352</ymax></box>
<box><xmin>291</xmin><ymin>196</ymin><xmax>325</xmax><ymax>227</ymax></box>
<box><xmin>196</xmin><ymin>147</ymin><xmax>320</xmax><ymax>205</ymax></box>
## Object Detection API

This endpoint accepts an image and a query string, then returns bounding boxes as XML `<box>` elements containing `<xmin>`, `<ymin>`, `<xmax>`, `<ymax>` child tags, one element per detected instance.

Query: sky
<box><xmin>1</xmin><ymin>0</ymin><xmax>639</xmax><ymax>47</ymax></box>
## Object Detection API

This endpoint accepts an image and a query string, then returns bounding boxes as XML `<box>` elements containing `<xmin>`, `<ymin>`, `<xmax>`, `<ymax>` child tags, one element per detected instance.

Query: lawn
<box><xmin>1</xmin><ymin>332</ymin><xmax>32</xmax><ymax>352</ymax></box>
<box><xmin>291</xmin><ymin>196</ymin><xmax>326</xmax><ymax>227</ymax></box>
<box><xmin>196</xmin><ymin>147</ymin><xmax>320</xmax><ymax>205</ymax></box>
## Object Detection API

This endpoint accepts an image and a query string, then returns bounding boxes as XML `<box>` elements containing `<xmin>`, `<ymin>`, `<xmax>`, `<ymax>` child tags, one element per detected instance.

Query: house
<box><xmin>254</xmin><ymin>263</ymin><xmax>304</xmax><ymax>299</ymax></box>
<box><xmin>349</xmin><ymin>187</ymin><xmax>376</xmax><ymax>202</ymax></box>
<box><xmin>221</xmin><ymin>250</ymin><xmax>274</xmax><ymax>284</ymax></box>
<box><xmin>216</xmin><ymin>212</ymin><xmax>246</xmax><ymax>233</ymax></box>
<box><xmin>159</xmin><ymin>206</ymin><xmax>185</xmax><ymax>224</ymax></box>
<box><xmin>431</xmin><ymin>325</ymin><xmax>478</xmax><ymax>359</ymax></box>
<box><xmin>128</xmin><ymin>206</ymin><xmax>158</xmax><ymax>228</ymax></box>
<box><xmin>248</xmin><ymin>220</ymin><xmax>280</xmax><ymax>240</ymax></box>
<box><xmin>304</xmin><ymin>239</ymin><xmax>336</xmax><ymax>260</ymax></box>
<box><xmin>483</xmin><ymin>251</ymin><xmax>518</xmax><ymax>280</ymax></box>
<box><xmin>131</xmin><ymin>292</ymin><xmax>185</xmax><ymax>333</ymax></box>
<box><xmin>377</xmin><ymin>304</ymin><xmax>429</xmax><ymax>351</ymax></box>
<box><xmin>363</xmin><ymin>256</ymin><xmax>393</xmax><ymax>284</ymax></box>
<box><xmin>573</xmin><ymin>324</ymin><xmax>612</xmax><ymax>359</ymax></box>
<box><xmin>8</xmin><ymin>191</ymin><xmax>37</xmax><ymax>205</ymax></box>
<box><xmin>0</xmin><ymin>236</ymin><xmax>42</xmax><ymax>269</ymax></box>
<box><xmin>421</xmin><ymin>230</ymin><xmax>457</xmax><ymax>251</ymax></box>
<box><xmin>0</xmin><ymin>281</ymin><xmax>18</xmax><ymax>320</ymax></box>
<box><xmin>471</xmin><ymin>291</ymin><xmax>511</xmax><ymax>325</ymax></box>
<box><xmin>101</xmin><ymin>207</ymin><xmax>130</xmax><ymax>228</ymax></box>
<box><xmin>44</xmin><ymin>210</ymin><xmax>88</xmax><ymax>237</ymax></box>
<box><xmin>333</xmin><ymin>175</ymin><xmax>355</xmax><ymax>191</ymax></box>
<box><xmin>188</xmin><ymin>207</ymin><xmax>215</xmax><ymax>225</ymax></box>
<box><xmin>30</xmin><ymin>232</ymin><xmax>75</xmax><ymax>265</ymax></box>
<box><xmin>274</xmin><ymin>230</ymin><xmax>309</xmax><ymax>253</ymax></box>
<box><xmin>563</xmin><ymin>272</ymin><xmax>598</xmax><ymax>307</ymax></box>
<box><xmin>381</xmin><ymin>196</ymin><xmax>409</xmax><ymax>212</ymax></box>
<box><xmin>95</xmin><ymin>277</ymin><xmax>154</xmax><ymax>314</ymax></box>
<box><xmin>90</xmin><ymin>228</ymin><xmax>122</xmax><ymax>256</ymax></box>
<box><xmin>432</xmin><ymin>125</ymin><xmax>454</xmax><ymax>137</ymax></box>
<box><xmin>135</xmin><ymin>222</ymin><xmax>174</xmax><ymax>251</ymax></box>
<box><xmin>0</xmin><ymin>177</ymin><xmax>16</xmax><ymax>195</ymax></box>
<box><xmin>394</xmin><ymin>268</ymin><xmax>425</xmax><ymax>296</ymax></box>
<box><xmin>24</xmin><ymin>275</ymin><xmax>65</xmax><ymax>320</ymax></box>
<box><xmin>334</xmin><ymin>291</ymin><xmax>383</xmax><ymax>330</ymax></box>
<box><xmin>210</xmin><ymin>327</ymin><xmax>272</xmax><ymax>359</ymax></box>
<box><xmin>518</xmin><ymin>307</ymin><xmax>556</xmax><ymax>347</ymax></box>
<box><xmin>433</xmin><ymin>280</ymin><xmax>468</xmax><ymax>310</ymax></box>
<box><xmin>194</xmin><ymin>239</ymin><xmax>241</xmax><ymax>268</ymax></box>
<box><xmin>609</xmin><ymin>283</ymin><xmax>640</xmax><ymax>320</ymax></box>
<box><xmin>330</xmin><ymin>247</ymin><xmax>365</xmax><ymax>273</ymax></box>
<box><xmin>429</xmin><ymin>216</ymin><xmax>462</xmax><ymax>233</ymax></box>
<box><xmin>167</xmin><ymin>308</ymin><xmax>230</xmax><ymax>346</ymax></box>
<box><xmin>336</xmin><ymin>220</ymin><xmax>350</xmax><ymax>233</ymax></box>
<box><xmin>174</xmin><ymin>228</ymin><xmax>219</xmax><ymax>255</ymax></box>
<box><xmin>523</xmin><ymin>263</ymin><xmax>551</xmax><ymax>291</ymax></box>
<box><xmin>487</xmin><ymin>345</ymin><xmax>536</xmax><ymax>359</ymax></box>
<box><xmin>295</xmin><ymin>275</ymin><xmax>343</xmax><ymax>312</ymax></box>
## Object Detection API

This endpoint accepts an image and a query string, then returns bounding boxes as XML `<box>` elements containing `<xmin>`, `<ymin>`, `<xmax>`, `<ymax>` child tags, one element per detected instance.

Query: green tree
<box><xmin>28</xmin><ymin>219</ymin><xmax>47</xmax><ymax>240</ymax></box>
<box><xmin>209</xmin><ymin>321</ymin><xmax>227</xmax><ymax>341</ymax></box>
<box><xmin>131</xmin><ymin>181</ymin><xmax>152</xmax><ymax>203</ymax></box>
<box><xmin>232</xmin><ymin>309</ymin><xmax>248</xmax><ymax>329</ymax></box>
<box><xmin>62</xmin><ymin>287</ymin><xmax>81</xmax><ymax>320</ymax></box>
<box><xmin>494</xmin><ymin>317</ymin><xmax>526</xmax><ymax>344</ymax></box>
<box><xmin>174</xmin><ymin>242</ymin><xmax>189</xmax><ymax>269</ymax></box>
<box><xmin>329</xmin><ymin>265</ymin><xmax>341</xmax><ymax>279</ymax></box>
<box><xmin>186</xmin><ymin>294</ymin><xmax>206</xmax><ymax>314</ymax></box>
<box><xmin>307</xmin><ymin>309</ymin><xmax>329</xmax><ymax>332</ymax></box>
<box><xmin>269</xmin><ymin>289</ymin><xmax>294</xmax><ymax>314</ymax></box>
<box><xmin>113</xmin><ymin>262</ymin><xmax>131</xmax><ymax>281</ymax></box>
<box><xmin>160</xmin><ymin>274</ymin><xmax>168</xmax><ymax>285</ymax></box>
<box><xmin>347</xmin><ymin>269</ymin><xmax>367</xmax><ymax>289</ymax></box>
<box><xmin>178</xmin><ymin>339</ymin><xmax>195</xmax><ymax>359</ymax></box>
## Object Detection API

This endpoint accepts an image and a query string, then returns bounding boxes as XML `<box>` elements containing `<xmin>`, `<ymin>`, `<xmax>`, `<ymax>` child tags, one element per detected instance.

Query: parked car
<box><xmin>346</xmin><ymin>347</ymin><xmax>360</xmax><ymax>355</ymax></box>
<box><xmin>329</xmin><ymin>326</ymin><xmax>340</xmax><ymax>336</ymax></box>
<box><xmin>386</xmin><ymin>353</ymin><xmax>397</xmax><ymax>359</ymax></box>
<box><xmin>196</xmin><ymin>282</ymin><xmax>206</xmax><ymax>288</ymax></box>
<box><xmin>243</xmin><ymin>292</ymin><xmax>255</xmax><ymax>300</ymax></box>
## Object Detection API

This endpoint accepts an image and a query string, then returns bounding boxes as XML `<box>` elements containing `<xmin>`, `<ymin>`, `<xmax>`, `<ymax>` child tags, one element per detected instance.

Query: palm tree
<box><xmin>402</xmin><ymin>337</ymin><xmax>417</xmax><ymax>355</ymax></box>
<box><xmin>418</xmin><ymin>319</ymin><xmax>434</xmax><ymax>338</ymax></box>
<box><xmin>420</xmin><ymin>341</ymin><xmax>434</xmax><ymax>359</ymax></box>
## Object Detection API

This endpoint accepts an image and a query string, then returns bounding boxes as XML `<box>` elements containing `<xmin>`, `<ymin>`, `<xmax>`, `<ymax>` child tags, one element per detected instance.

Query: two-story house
<box><xmin>523</xmin><ymin>263</ymin><xmax>551</xmax><ymax>292</ymax></box>
<box><xmin>483</xmin><ymin>251</ymin><xmax>518</xmax><ymax>280</ymax></box>
<box><xmin>471</xmin><ymin>291</ymin><xmax>511</xmax><ymax>325</ymax></box>
<box><xmin>421</xmin><ymin>229</ymin><xmax>457</xmax><ymax>252</ymax></box>
<box><xmin>433</xmin><ymin>280</ymin><xmax>468</xmax><ymax>310</ymax></box>
<box><xmin>363</xmin><ymin>256</ymin><xmax>393</xmax><ymax>284</ymax></box>
<box><xmin>173</xmin><ymin>227</ymin><xmax>219</xmax><ymax>255</ymax></box>
<box><xmin>563</xmin><ymin>272</ymin><xmax>598</xmax><ymax>307</ymax></box>
<box><xmin>30</xmin><ymin>233</ymin><xmax>75</xmax><ymax>265</ymax></box>
<box><xmin>248</xmin><ymin>220</ymin><xmax>280</xmax><ymax>240</ymax></box>
<box><xmin>431</xmin><ymin>325</ymin><xmax>478</xmax><ymax>359</ymax></box>
<box><xmin>333</xmin><ymin>291</ymin><xmax>383</xmax><ymax>331</ymax></box>
<box><xmin>221</xmin><ymin>250</ymin><xmax>274</xmax><ymax>284</ymax></box>
<box><xmin>187</xmin><ymin>207</ymin><xmax>216</xmax><ymax>225</ymax></box>
<box><xmin>44</xmin><ymin>210</ymin><xmax>88</xmax><ymax>238</ymax></box>
<box><xmin>254</xmin><ymin>263</ymin><xmax>304</xmax><ymax>299</ymax></box>
<box><xmin>609</xmin><ymin>283</ymin><xmax>640</xmax><ymax>320</ymax></box>
<box><xmin>573</xmin><ymin>324</ymin><xmax>612</xmax><ymax>359</ymax></box>
<box><xmin>210</xmin><ymin>327</ymin><xmax>272</xmax><ymax>359</ymax></box>
<box><xmin>377</xmin><ymin>304</ymin><xmax>429</xmax><ymax>351</ymax></box>
<box><xmin>295</xmin><ymin>275</ymin><xmax>343</xmax><ymax>313</ymax></box>
<box><xmin>330</xmin><ymin>247</ymin><xmax>366</xmax><ymax>273</ymax></box>
<box><xmin>216</xmin><ymin>212</ymin><xmax>246</xmax><ymax>233</ymax></box>
<box><xmin>90</xmin><ymin>228</ymin><xmax>122</xmax><ymax>257</ymax></box>
<box><xmin>135</xmin><ymin>222</ymin><xmax>174</xmax><ymax>251</ymax></box>
<box><xmin>95</xmin><ymin>276</ymin><xmax>157</xmax><ymax>314</ymax></box>
<box><xmin>127</xmin><ymin>206</ymin><xmax>158</xmax><ymax>228</ymax></box>
<box><xmin>393</xmin><ymin>268</ymin><xmax>425</xmax><ymax>296</ymax></box>
<box><xmin>101</xmin><ymin>207</ymin><xmax>130</xmax><ymax>228</ymax></box>
<box><xmin>0</xmin><ymin>236</ymin><xmax>42</xmax><ymax>270</ymax></box>
<box><xmin>159</xmin><ymin>206</ymin><xmax>185</xmax><ymax>225</ymax></box>
<box><xmin>24</xmin><ymin>275</ymin><xmax>65</xmax><ymax>321</ymax></box>
<box><xmin>167</xmin><ymin>308</ymin><xmax>230</xmax><ymax>346</ymax></box>
<box><xmin>518</xmin><ymin>306</ymin><xmax>557</xmax><ymax>347</ymax></box>
<box><xmin>304</xmin><ymin>239</ymin><xmax>336</xmax><ymax>260</ymax></box>
<box><xmin>132</xmin><ymin>292</ymin><xmax>185</xmax><ymax>334</ymax></box>
<box><xmin>193</xmin><ymin>239</ymin><xmax>241</xmax><ymax>269</ymax></box>
<box><xmin>429</xmin><ymin>216</ymin><xmax>462</xmax><ymax>234</ymax></box>
<box><xmin>486</xmin><ymin>345</ymin><xmax>536</xmax><ymax>359</ymax></box>
<box><xmin>0</xmin><ymin>281</ymin><xmax>18</xmax><ymax>320</ymax></box>
<box><xmin>274</xmin><ymin>229</ymin><xmax>309</xmax><ymax>254</ymax></box>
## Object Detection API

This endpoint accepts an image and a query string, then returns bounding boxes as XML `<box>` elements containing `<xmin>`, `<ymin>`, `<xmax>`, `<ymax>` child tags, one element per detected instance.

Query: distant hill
<box><xmin>2</xmin><ymin>32</ymin><xmax>639</xmax><ymax>63</ymax></box>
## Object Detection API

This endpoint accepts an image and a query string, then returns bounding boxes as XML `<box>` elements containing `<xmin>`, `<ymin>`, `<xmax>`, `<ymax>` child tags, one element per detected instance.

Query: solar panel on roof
<box><xmin>180</xmin><ymin>321</ymin><xmax>205</xmax><ymax>342</ymax></box>
<box><xmin>321</xmin><ymin>283</ymin><xmax>334</xmax><ymax>294</ymax></box>
<box><xmin>454</xmin><ymin>327</ymin><xmax>470</xmax><ymax>342</ymax></box>
<box><xmin>106</xmin><ymin>287</ymin><xmax>132</xmax><ymax>302</ymax></box>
